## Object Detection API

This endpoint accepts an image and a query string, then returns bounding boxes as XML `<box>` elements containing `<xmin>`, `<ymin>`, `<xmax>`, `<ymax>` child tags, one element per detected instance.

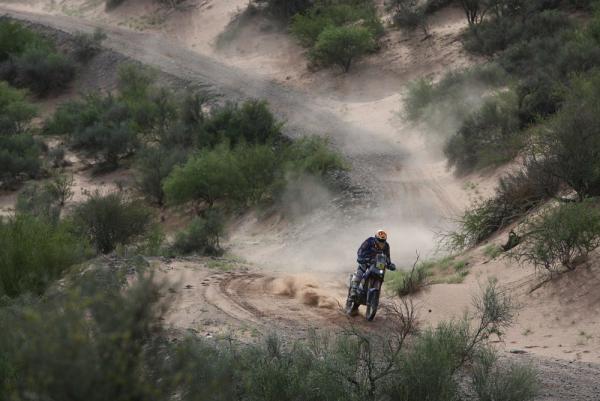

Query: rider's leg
<box><xmin>350</xmin><ymin>265</ymin><xmax>366</xmax><ymax>297</ymax></box>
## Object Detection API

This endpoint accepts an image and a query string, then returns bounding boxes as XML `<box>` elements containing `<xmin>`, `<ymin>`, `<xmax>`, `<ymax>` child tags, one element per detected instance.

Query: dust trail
<box><xmin>230</xmin><ymin>92</ymin><xmax>467</xmax><ymax>273</ymax></box>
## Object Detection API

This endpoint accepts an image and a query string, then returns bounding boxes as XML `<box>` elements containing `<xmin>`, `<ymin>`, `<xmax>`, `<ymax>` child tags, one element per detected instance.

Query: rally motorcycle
<box><xmin>345</xmin><ymin>253</ymin><xmax>391</xmax><ymax>321</ymax></box>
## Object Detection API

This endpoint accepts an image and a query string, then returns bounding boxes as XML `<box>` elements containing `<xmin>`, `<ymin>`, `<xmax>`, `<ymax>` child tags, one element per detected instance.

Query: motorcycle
<box><xmin>345</xmin><ymin>253</ymin><xmax>392</xmax><ymax>321</ymax></box>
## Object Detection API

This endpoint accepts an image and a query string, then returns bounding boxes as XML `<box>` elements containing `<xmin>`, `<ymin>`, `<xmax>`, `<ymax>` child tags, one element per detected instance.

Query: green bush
<box><xmin>472</xmin><ymin>348</ymin><xmax>538</xmax><ymax>401</ymax></box>
<box><xmin>530</xmin><ymin>71</ymin><xmax>600</xmax><ymax>199</ymax></box>
<box><xmin>284</xmin><ymin>136</ymin><xmax>346</xmax><ymax>175</ymax></box>
<box><xmin>255</xmin><ymin>0</ymin><xmax>313</xmax><ymax>19</ymax></box>
<box><xmin>16</xmin><ymin>182</ymin><xmax>62</xmax><ymax>223</ymax></box>
<box><xmin>311</xmin><ymin>25</ymin><xmax>375</xmax><ymax>72</ymax></box>
<box><xmin>171</xmin><ymin>210</ymin><xmax>225</xmax><ymax>256</ymax></box>
<box><xmin>385</xmin><ymin>264</ymin><xmax>429</xmax><ymax>296</ymax></box>
<box><xmin>45</xmin><ymin>93</ymin><xmax>138</xmax><ymax>168</ymax></box>
<box><xmin>513</xmin><ymin>201</ymin><xmax>600</xmax><ymax>273</ymax></box>
<box><xmin>445</xmin><ymin>91</ymin><xmax>520</xmax><ymax>173</ymax></box>
<box><xmin>72</xmin><ymin>28</ymin><xmax>106</xmax><ymax>62</ymax></box>
<box><xmin>203</xmin><ymin>99</ymin><xmax>283</xmax><ymax>147</ymax></box>
<box><xmin>0</xmin><ymin>214</ymin><xmax>87</xmax><ymax>298</ymax></box>
<box><xmin>71</xmin><ymin>192</ymin><xmax>153</xmax><ymax>254</ymax></box>
<box><xmin>291</xmin><ymin>1</ymin><xmax>383</xmax><ymax>47</ymax></box>
<box><xmin>12</xmin><ymin>44</ymin><xmax>76</xmax><ymax>96</ymax></box>
<box><xmin>0</xmin><ymin>81</ymin><xmax>36</xmax><ymax>135</ymax></box>
<box><xmin>446</xmin><ymin>161</ymin><xmax>559</xmax><ymax>249</ymax></box>
<box><xmin>135</xmin><ymin>146</ymin><xmax>186</xmax><ymax>206</ymax></box>
<box><xmin>387</xmin><ymin>0</ymin><xmax>429</xmax><ymax>34</ymax></box>
<box><xmin>0</xmin><ymin>134</ymin><xmax>42</xmax><ymax>187</ymax></box>
<box><xmin>0</xmin><ymin>19</ymin><xmax>47</xmax><ymax>62</ymax></box>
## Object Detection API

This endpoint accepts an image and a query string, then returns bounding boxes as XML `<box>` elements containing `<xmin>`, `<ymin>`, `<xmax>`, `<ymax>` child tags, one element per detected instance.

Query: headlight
<box><xmin>379</xmin><ymin>270</ymin><xmax>384</xmax><ymax>274</ymax></box>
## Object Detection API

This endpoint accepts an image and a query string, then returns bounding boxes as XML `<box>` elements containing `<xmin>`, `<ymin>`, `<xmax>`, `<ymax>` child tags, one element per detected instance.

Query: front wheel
<box><xmin>365</xmin><ymin>291</ymin><xmax>379</xmax><ymax>321</ymax></box>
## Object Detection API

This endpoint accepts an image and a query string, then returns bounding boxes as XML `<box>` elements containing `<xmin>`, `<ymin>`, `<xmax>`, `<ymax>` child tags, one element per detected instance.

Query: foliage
<box><xmin>529</xmin><ymin>71</ymin><xmax>600</xmax><ymax>200</ymax></box>
<box><xmin>283</xmin><ymin>135</ymin><xmax>346</xmax><ymax>176</ymax></box>
<box><xmin>16</xmin><ymin>181</ymin><xmax>63</xmax><ymax>223</ymax></box>
<box><xmin>255</xmin><ymin>0</ymin><xmax>313</xmax><ymax>19</ymax></box>
<box><xmin>512</xmin><ymin>201</ymin><xmax>600</xmax><ymax>273</ymax></box>
<box><xmin>170</xmin><ymin>210</ymin><xmax>225</xmax><ymax>256</ymax></box>
<box><xmin>203</xmin><ymin>99</ymin><xmax>283</xmax><ymax>147</ymax></box>
<box><xmin>105</xmin><ymin>0</ymin><xmax>127</xmax><ymax>10</ymax></box>
<box><xmin>386</xmin><ymin>261</ymin><xmax>429</xmax><ymax>296</ymax></box>
<box><xmin>135</xmin><ymin>146</ymin><xmax>186</xmax><ymax>206</ymax></box>
<box><xmin>0</xmin><ymin>19</ymin><xmax>47</xmax><ymax>62</ymax></box>
<box><xmin>72</xmin><ymin>28</ymin><xmax>107</xmax><ymax>62</ymax></box>
<box><xmin>71</xmin><ymin>192</ymin><xmax>153</xmax><ymax>254</ymax></box>
<box><xmin>311</xmin><ymin>25</ymin><xmax>375</xmax><ymax>72</ymax></box>
<box><xmin>291</xmin><ymin>0</ymin><xmax>383</xmax><ymax>46</ymax></box>
<box><xmin>0</xmin><ymin>81</ymin><xmax>36</xmax><ymax>135</ymax></box>
<box><xmin>11</xmin><ymin>43</ymin><xmax>76</xmax><ymax>96</ymax></box>
<box><xmin>446</xmin><ymin>161</ymin><xmax>559</xmax><ymax>249</ymax></box>
<box><xmin>472</xmin><ymin>348</ymin><xmax>538</xmax><ymax>401</ymax></box>
<box><xmin>45</xmin><ymin>93</ymin><xmax>138</xmax><ymax>168</ymax></box>
<box><xmin>387</xmin><ymin>0</ymin><xmax>429</xmax><ymax>35</ymax></box>
<box><xmin>0</xmin><ymin>214</ymin><xmax>87</xmax><ymax>298</ymax></box>
<box><xmin>0</xmin><ymin>134</ymin><xmax>42</xmax><ymax>188</ymax></box>
<box><xmin>445</xmin><ymin>91</ymin><xmax>520</xmax><ymax>173</ymax></box>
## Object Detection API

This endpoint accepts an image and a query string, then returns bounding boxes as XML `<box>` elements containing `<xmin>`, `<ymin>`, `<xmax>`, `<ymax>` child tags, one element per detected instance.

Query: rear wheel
<box><xmin>366</xmin><ymin>291</ymin><xmax>379</xmax><ymax>321</ymax></box>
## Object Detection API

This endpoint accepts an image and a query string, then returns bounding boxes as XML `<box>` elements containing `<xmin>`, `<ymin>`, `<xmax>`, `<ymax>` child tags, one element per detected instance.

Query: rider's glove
<box><xmin>388</xmin><ymin>263</ymin><xmax>396</xmax><ymax>271</ymax></box>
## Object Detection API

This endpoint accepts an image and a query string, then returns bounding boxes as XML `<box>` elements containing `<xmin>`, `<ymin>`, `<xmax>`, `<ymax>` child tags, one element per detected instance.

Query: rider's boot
<box><xmin>350</xmin><ymin>273</ymin><xmax>361</xmax><ymax>298</ymax></box>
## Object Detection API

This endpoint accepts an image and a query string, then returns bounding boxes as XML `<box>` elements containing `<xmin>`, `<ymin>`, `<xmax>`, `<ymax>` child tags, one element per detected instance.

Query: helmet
<box><xmin>375</xmin><ymin>230</ymin><xmax>387</xmax><ymax>242</ymax></box>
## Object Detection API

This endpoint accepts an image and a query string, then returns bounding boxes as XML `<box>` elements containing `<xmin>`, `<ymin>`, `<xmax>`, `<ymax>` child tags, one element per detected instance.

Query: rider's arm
<box><xmin>357</xmin><ymin>238</ymin><xmax>372</xmax><ymax>264</ymax></box>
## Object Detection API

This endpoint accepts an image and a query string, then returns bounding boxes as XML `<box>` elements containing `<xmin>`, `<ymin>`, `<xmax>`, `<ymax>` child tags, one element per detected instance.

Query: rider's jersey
<box><xmin>357</xmin><ymin>237</ymin><xmax>390</xmax><ymax>266</ymax></box>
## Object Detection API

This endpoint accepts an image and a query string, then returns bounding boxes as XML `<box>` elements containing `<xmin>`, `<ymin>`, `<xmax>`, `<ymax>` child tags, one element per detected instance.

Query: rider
<box><xmin>350</xmin><ymin>230</ymin><xmax>396</xmax><ymax>298</ymax></box>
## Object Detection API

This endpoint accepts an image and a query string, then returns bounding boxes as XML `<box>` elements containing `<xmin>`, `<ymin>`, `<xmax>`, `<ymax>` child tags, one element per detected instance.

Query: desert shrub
<box><xmin>46</xmin><ymin>174</ymin><xmax>75</xmax><ymax>207</ymax></box>
<box><xmin>472</xmin><ymin>348</ymin><xmax>538</xmax><ymax>401</ymax></box>
<box><xmin>311</xmin><ymin>25</ymin><xmax>375</xmax><ymax>72</ymax></box>
<box><xmin>0</xmin><ymin>214</ymin><xmax>87</xmax><ymax>298</ymax></box>
<box><xmin>71</xmin><ymin>192</ymin><xmax>153</xmax><ymax>254</ymax></box>
<box><xmin>46</xmin><ymin>93</ymin><xmax>138</xmax><ymax>168</ymax></box>
<box><xmin>0</xmin><ymin>81</ymin><xmax>36</xmax><ymax>135</ymax></box>
<box><xmin>105</xmin><ymin>0</ymin><xmax>127</xmax><ymax>10</ymax></box>
<box><xmin>283</xmin><ymin>136</ymin><xmax>346</xmax><ymax>175</ymax></box>
<box><xmin>0</xmin><ymin>134</ymin><xmax>42</xmax><ymax>187</ymax></box>
<box><xmin>513</xmin><ymin>201</ymin><xmax>600</xmax><ymax>272</ymax></box>
<box><xmin>386</xmin><ymin>264</ymin><xmax>429</xmax><ymax>296</ymax></box>
<box><xmin>170</xmin><ymin>210</ymin><xmax>225</xmax><ymax>255</ymax></box>
<box><xmin>0</xmin><ymin>267</ymin><xmax>171</xmax><ymax>400</ymax></box>
<box><xmin>516</xmin><ymin>71</ymin><xmax>564</xmax><ymax>126</ymax></box>
<box><xmin>72</xmin><ymin>28</ymin><xmax>106</xmax><ymax>62</ymax></box>
<box><xmin>0</xmin><ymin>20</ymin><xmax>45</xmax><ymax>62</ymax></box>
<box><xmin>291</xmin><ymin>1</ymin><xmax>383</xmax><ymax>47</ymax></box>
<box><xmin>203</xmin><ymin>100</ymin><xmax>283</xmax><ymax>147</ymax></box>
<box><xmin>163</xmin><ymin>144</ymin><xmax>246</xmax><ymax>208</ymax></box>
<box><xmin>447</xmin><ymin>161</ymin><xmax>559</xmax><ymax>249</ymax></box>
<box><xmin>445</xmin><ymin>91</ymin><xmax>520</xmax><ymax>173</ymax></box>
<box><xmin>16</xmin><ymin>182</ymin><xmax>62</xmax><ymax>223</ymax></box>
<box><xmin>530</xmin><ymin>71</ymin><xmax>600</xmax><ymax>200</ymax></box>
<box><xmin>255</xmin><ymin>0</ymin><xmax>313</xmax><ymax>19</ymax></box>
<box><xmin>387</xmin><ymin>0</ymin><xmax>429</xmax><ymax>35</ymax></box>
<box><xmin>424</xmin><ymin>0</ymin><xmax>455</xmax><ymax>13</ymax></box>
<box><xmin>404</xmin><ymin>63</ymin><xmax>508</xmax><ymax>121</ymax></box>
<box><xmin>11</xmin><ymin>44</ymin><xmax>76</xmax><ymax>96</ymax></box>
<box><xmin>135</xmin><ymin>146</ymin><xmax>186</xmax><ymax>206</ymax></box>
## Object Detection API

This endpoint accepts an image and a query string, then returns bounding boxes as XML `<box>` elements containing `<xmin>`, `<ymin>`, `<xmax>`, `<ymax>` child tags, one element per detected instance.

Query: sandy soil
<box><xmin>2</xmin><ymin>4</ymin><xmax>600</xmax><ymax>396</ymax></box>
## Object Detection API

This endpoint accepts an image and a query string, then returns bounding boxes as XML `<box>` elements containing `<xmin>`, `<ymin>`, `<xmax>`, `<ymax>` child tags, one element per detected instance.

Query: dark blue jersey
<box><xmin>357</xmin><ymin>237</ymin><xmax>390</xmax><ymax>265</ymax></box>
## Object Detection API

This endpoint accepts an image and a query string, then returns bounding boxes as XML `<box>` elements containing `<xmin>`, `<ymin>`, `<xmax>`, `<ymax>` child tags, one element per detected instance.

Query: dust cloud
<box><xmin>230</xmin><ymin>92</ymin><xmax>468</xmax><ymax>275</ymax></box>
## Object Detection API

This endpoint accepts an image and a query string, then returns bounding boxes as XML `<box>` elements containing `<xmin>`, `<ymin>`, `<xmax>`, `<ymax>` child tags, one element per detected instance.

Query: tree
<box><xmin>312</xmin><ymin>25</ymin><xmax>375</xmax><ymax>72</ymax></box>
<box><xmin>163</xmin><ymin>144</ymin><xmax>244</xmax><ymax>209</ymax></box>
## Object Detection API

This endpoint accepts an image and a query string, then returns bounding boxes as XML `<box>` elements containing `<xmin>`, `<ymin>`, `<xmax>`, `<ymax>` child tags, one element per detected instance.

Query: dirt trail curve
<box><xmin>0</xmin><ymin>5</ymin><xmax>397</xmax><ymax>197</ymax></box>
